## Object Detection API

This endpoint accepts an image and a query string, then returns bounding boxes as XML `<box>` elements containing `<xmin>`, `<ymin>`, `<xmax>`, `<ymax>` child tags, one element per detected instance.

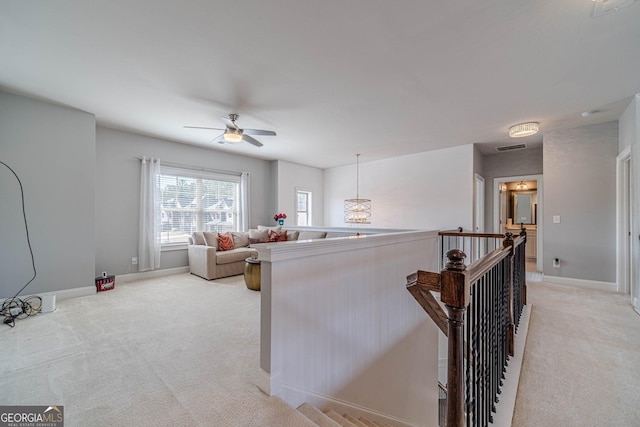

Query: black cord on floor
<box><xmin>1</xmin><ymin>160</ymin><xmax>37</xmax><ymax>327</ymax></box>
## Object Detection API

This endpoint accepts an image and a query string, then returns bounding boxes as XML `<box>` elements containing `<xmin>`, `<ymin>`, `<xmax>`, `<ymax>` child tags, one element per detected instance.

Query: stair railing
<box><xmin>407</xmin><ymin>230</ymin><xmax>527</xmax><ymax>427</ymax></box>
<box><xmin>438</xmin><ymin>227</ymin><xmax>506</xmax><ymax>270</ymax></box>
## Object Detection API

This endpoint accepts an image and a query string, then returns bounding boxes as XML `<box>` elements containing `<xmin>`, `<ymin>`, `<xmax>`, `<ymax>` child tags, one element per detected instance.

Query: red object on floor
<box><xmin>95</xmin><ymin>275</ymin><xmax>115</xmax><ymax>292</ymax></box>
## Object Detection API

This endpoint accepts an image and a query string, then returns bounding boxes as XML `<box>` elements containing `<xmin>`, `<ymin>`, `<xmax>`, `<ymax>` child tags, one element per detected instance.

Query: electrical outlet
<box><xmin>553</xmin><ymin>258</ymin><xmax>560</xmax><ymax>268</ymax></box>
<box><xmin>553</xmin><ymin>215</ymin><xmax>561</xmax><ymax>224</ymax></box>
<box><xmin>132</xmin><ymin>257</ymin><xmax>138</xmax><ymax>265</ymax></box>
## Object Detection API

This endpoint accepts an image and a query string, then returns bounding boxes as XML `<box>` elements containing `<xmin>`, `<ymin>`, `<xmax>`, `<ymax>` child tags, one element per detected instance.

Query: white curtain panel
<box><xmin>239</xmin><ymin>172</ymin><xmax>250</xmax><ymax>231</ymax></box>
<box><xmin>139</xmin><ymin>157</ymin><xmax>161</xmax><ymax>271</ymax></box>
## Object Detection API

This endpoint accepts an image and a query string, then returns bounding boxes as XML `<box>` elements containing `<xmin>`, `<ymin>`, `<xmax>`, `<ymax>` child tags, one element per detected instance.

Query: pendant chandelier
<box><xmin>344</xmin><ymin>154</ymin><xmax>371</xmax><ymax>224</ymax></box>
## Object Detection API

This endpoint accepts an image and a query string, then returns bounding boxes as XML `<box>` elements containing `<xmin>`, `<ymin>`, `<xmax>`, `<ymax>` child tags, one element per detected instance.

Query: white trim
<box><xmin>116</xmin><ymin>266</ymin><xmax>190</xmax><ymax>283</ymax></box>
<box><xmin>543</xmin><ymin>275</ymin><xmax>617</xmax><ymax>292</ymax></box>
<box><xmin>492</xmin><ymin>304</ymin><xmax>531</xmax><ymax>427</ymax></box>
<box><xmin>474</xmin><ymin>173</ymin><xmax>485</xmax><ymax>233</ymax></box>
<box><xmin>256</xmin><ymin>368</ymin><xmax>282</xmax><ymax>397</ymax></box>
<box><xmin>2</xmin><ymin>286</ymin><xmax>95</xmax><ymax>305</ymax></box>
<box><xmin>616</xmin><ymin>145</ymin><xmax>632</xmax><ymax>294</ymax></box>
<box><xmin>256</xmin><ymin>230</ymin><xmax>437</xmax><ymax>262</ymax></box>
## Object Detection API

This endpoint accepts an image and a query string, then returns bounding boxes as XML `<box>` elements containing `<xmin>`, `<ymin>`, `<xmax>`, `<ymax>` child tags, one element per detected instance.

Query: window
<box><xmin>296</xmin><ymin>189</ymin><xmax>312</xmax><ymax>226</ymax></box>
<box><xmin>159</xmin><ymin>167</ymin><xmax>241</xmax><ymax>245</ymax></box>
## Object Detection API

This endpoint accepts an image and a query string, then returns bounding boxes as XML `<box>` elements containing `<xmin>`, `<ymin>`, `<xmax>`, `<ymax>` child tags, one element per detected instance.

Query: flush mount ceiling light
<box><xmin>508</xmin><ymin>122</ymin><xmax>539</xmax><ymax>138</ymax></box>
<box><xmin>344</xmin><ymin>154</ymin><xmax>371</xmax><ymax>224</ymax></box>
<box><xmin>516</xmin><ymin>181</ymin><xmax>528</xmax><ymax>190</ymax></box>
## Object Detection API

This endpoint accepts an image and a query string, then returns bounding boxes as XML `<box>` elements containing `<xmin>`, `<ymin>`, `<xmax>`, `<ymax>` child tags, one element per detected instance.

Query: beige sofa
<box><xmin>187</xmin><ymin>227</ymin><xmax>356</xmax><ymax>280</ymax></box>
<box><xmin>188</xmin><ymin>231</ymin><xmax>256</xmax><ymax>280</ymax></box>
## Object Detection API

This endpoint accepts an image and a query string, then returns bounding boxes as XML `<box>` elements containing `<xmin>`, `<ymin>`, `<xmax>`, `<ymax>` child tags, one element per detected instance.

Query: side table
<box><xmin>244</xmin><ymin>257</ymin><xmax>261</xmax><ymax>291</ymax></box>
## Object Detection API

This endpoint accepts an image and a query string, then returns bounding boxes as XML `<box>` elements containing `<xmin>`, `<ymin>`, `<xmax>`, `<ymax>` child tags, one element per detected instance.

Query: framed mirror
<box><xmin>512</xmin><ymin>191</ymin><xmax>537</xmax><ymax>225</ymax></box>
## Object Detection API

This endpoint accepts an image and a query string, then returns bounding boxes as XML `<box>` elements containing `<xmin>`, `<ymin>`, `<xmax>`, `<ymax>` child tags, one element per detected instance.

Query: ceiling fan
<box><xmin>184</xmin><ymin>113</ymin><xmax>276</xmax><ymax>147</ymax></box>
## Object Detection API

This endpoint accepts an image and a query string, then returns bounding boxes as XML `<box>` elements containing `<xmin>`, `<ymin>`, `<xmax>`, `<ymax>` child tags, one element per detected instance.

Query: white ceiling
<box><xmin>1</xmin><ymin>1</ymin><xmax>639</xmax><ymax>169</ymax></box>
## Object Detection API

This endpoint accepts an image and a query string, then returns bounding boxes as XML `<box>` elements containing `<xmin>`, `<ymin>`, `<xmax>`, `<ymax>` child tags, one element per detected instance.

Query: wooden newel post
<box><xmin>441</xmin><ymin>249</ymin><xmax>469</xmax><ymax>427</ymax></box>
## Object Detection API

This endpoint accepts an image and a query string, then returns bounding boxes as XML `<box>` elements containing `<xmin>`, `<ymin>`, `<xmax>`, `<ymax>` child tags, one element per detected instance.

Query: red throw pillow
<box><xmin>269</xmin><ymin>230</ymin><xmax>287</xmax><ymax>242</ymax></box>
<box><xmin>217</xmin><ymin>232</ymin><xmax>235</xmax><ymax>251</ymax></box>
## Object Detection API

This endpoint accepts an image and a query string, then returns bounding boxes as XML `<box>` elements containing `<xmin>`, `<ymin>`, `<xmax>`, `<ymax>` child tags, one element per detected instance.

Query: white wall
<box><xmin>543</xmin><ymin>121</ymin><xmax>618</xmax><ymax>286</ymax></box>
<box><xmin>0</xmin><ymin>91</ymin><xmax>95</xmax><ymax>298</ymax></box>
<box><xmin>481</xmin><ymin>148</ymin><xmax>543</xmax><ymax>232</ymax></box>
<box><xmin>324</xmin><ymin>145</ymin><xmax>475</xmax><ymax>230</ymax></box>
<box><xmin>257</xmin><ymin>231</ymin><xmax>440</xmax><ymax>426</ymax></box>
<box><xmin>95</xmin><ymin>126</ymin><xmax>273</xmax><ymax>276</ymax></box>
<box><xmin>272</xmin><ymin>160</ymin><xmax>324</xmax><ymax>226</ymax></box>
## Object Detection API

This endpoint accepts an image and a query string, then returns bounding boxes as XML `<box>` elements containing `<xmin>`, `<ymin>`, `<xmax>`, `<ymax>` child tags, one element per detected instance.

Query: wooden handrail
<box><xmin>439</xmin><ymin>230</ymin><xmax>506</xmax><ymax>239</ymax></box>
<box><xmin>407</xmin><ymin>230</ymin><xmax>528</xmax><ymax>427</ymax></box>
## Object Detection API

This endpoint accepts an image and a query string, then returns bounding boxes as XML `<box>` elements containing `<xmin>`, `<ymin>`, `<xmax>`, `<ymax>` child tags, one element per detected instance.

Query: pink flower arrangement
<box><xmin>273</xmin><ymin>213</ymin><xmax>287</xmax><ymax>221</ymax></box>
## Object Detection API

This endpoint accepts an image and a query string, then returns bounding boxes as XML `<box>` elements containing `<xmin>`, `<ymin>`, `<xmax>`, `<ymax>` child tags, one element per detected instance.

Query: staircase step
<box><xmin>343</xmin><ymin>414</ymin><xmax>369</xmax><ymax>427</ymax></box>
<box><xmin>297</xmin><ymin>403</ymin><xmax>342</xmax><ymax>427</ymax></box>
<box><xmin>324</xmin><ymin>409</ymin><xmax>358</xmax><ymax>427</ymax></box>
<box><xmin>357</xmin><ymin>417</ymin><xmax>380</xmax><ymax>427</ymax></box>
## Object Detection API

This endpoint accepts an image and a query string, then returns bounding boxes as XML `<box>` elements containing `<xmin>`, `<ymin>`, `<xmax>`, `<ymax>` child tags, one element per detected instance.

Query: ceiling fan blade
<box><xmin>243</xmin><ymin>134</ymin><xmax>263</xmax><ymax>147</ymax></box>
<box><xmin>242</xmin><ymin>128</ymin><xmax>276</xmax><ymax>136</ymax></box>
<box><xmin>211</xmin><ymin>134</ymin><xmax>225</xmax><ymax>144</ymax></box>
<box><xmin>184</xmin><ymin>125</ymin><xmax>225</xmax><ymax>131</ymax></box>
<box><xmin>221</xmin><ymin>115</ymin><xmax>238</xmax><ymax>129</ymax></box>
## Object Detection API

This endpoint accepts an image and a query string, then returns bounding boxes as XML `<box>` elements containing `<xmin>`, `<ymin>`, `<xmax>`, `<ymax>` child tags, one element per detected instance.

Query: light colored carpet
<box><xmin>0</xmin><ymin>273</ymin><xmax>315</xmax><ymax>427</ymax></box>
<box><xmin>512</xmin><ymin>280</ymin><xmax>640</xmax><ymax>426</ymax></box>
<box><xmin>5</xmin><ymin>273</ymin><xmax>638</xmax><ymax>426</ymax></box>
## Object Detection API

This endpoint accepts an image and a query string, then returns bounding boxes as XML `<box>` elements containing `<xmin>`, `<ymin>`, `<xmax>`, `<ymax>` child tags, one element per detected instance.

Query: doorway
<box><xmin>474</xmin><ymin>173</ymin><xmax>485</xmax><ymax>233</ymax></box>
<box><xmin>493</xmin><ymin>174</ymin><xmax>543</xmax><ymax>273</ymax></box>
<box><xmin>616</xmin><ymin>146</ymin><xmax>632</xmax><ymax>296</ymax></box>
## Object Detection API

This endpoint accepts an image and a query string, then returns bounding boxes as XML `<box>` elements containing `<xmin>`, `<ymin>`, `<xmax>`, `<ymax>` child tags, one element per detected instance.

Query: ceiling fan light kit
<box><xmin>223</xmin><ymin>128</ymin><xmax>243</xmax><ymax>143</ymax></box>
<box><xmin>508</xmin><ymin>122</ymin><xmax>539</xmax><ymax>138</ymax></box>
<box><xmin>184</xmin><ymin>113</ymin><xmax>276</xmax><ymax>147</ymax></box>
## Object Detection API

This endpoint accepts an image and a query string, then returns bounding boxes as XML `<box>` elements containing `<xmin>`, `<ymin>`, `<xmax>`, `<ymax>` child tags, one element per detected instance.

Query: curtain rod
<box><xmin>134</xmin><ymin>157</ymin><xmax>243</xmax><ymax>177</ymax></box>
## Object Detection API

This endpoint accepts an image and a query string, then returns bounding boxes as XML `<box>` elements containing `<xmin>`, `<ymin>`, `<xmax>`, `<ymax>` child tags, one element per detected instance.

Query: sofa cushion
<box><xmin>231</xmin><ymin>231</ymin><xmax>250</xmax><ymax>248</ymax></box>
<box><xmin>192</xmin><ymin>232</ymin><xmax>206</xmax><ymax>245</ymax></box>
<box><xmin>203</xmin><ymin>231</ymin><xmax>218</xmax><ymax>248</ymax></box>
<box><xmin>297</xmin><ymin>231</ymin><xmax>327</xmax><ymax>240</ymax></box>
<box><xmin>258</xmin><ymin>225</ymin><xmax>282</xmax><ymax>235</ymax></box>
<box><xmin>248</xmin><ymin>228</ymin><xmax>269</xmax><ymax>243</ymax></box>
<box><xmin>286</xmin><ymin>230</ymin><xmax>299</xmax><ymax>241</ymax></box>
<box><xmin>216</xmin><ymin>248</ymin><xmax>256</xmax><ymax>265</ymax></box>
<box><xmin>217</xmin><ymin>232</ymin><xmax>235</xmax><ymax>251</ymax></box>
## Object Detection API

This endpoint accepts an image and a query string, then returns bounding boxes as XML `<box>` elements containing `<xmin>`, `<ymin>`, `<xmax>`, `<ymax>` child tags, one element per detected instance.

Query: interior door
<box><xmin>474</xmin><ymin>174</ymin><xmax>485</xmax><ymax>232</ymax></box>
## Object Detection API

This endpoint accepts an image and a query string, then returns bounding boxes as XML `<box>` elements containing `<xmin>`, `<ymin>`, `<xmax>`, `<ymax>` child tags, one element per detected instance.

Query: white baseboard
<box><xmin>2</xmin><ymin>286</ymin><xmax>95</xmax><ymax>305</ymax></box>
<box><xmin>279</xmin><ymin>385</ymin><xmax>417</xmax><ymax>427</ymax></box>
<box><xmin>256</xmin><ymin>368</ymin><xmax>282</xmax><ymax>397</ymax></box>
<box><xmin>116</xmin><ymin>266</ymin><xmax>189</xmax><ymax>283</ymax></box>
<box><xmin>1</xmin><ymin>267</ymin><xmax>190</xmax><ymax>307</ymax></box>
<box><xmin>542</xmin><ymin>275</ymin><xmax>617</xmax><ymax>292</ymax></box>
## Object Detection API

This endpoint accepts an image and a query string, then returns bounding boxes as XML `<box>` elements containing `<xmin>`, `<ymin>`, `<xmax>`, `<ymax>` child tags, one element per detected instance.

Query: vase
<box><xmin>277</xmin><ymin>219</ymin><xmax>284</xmax><ymax>226</ymax></box>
